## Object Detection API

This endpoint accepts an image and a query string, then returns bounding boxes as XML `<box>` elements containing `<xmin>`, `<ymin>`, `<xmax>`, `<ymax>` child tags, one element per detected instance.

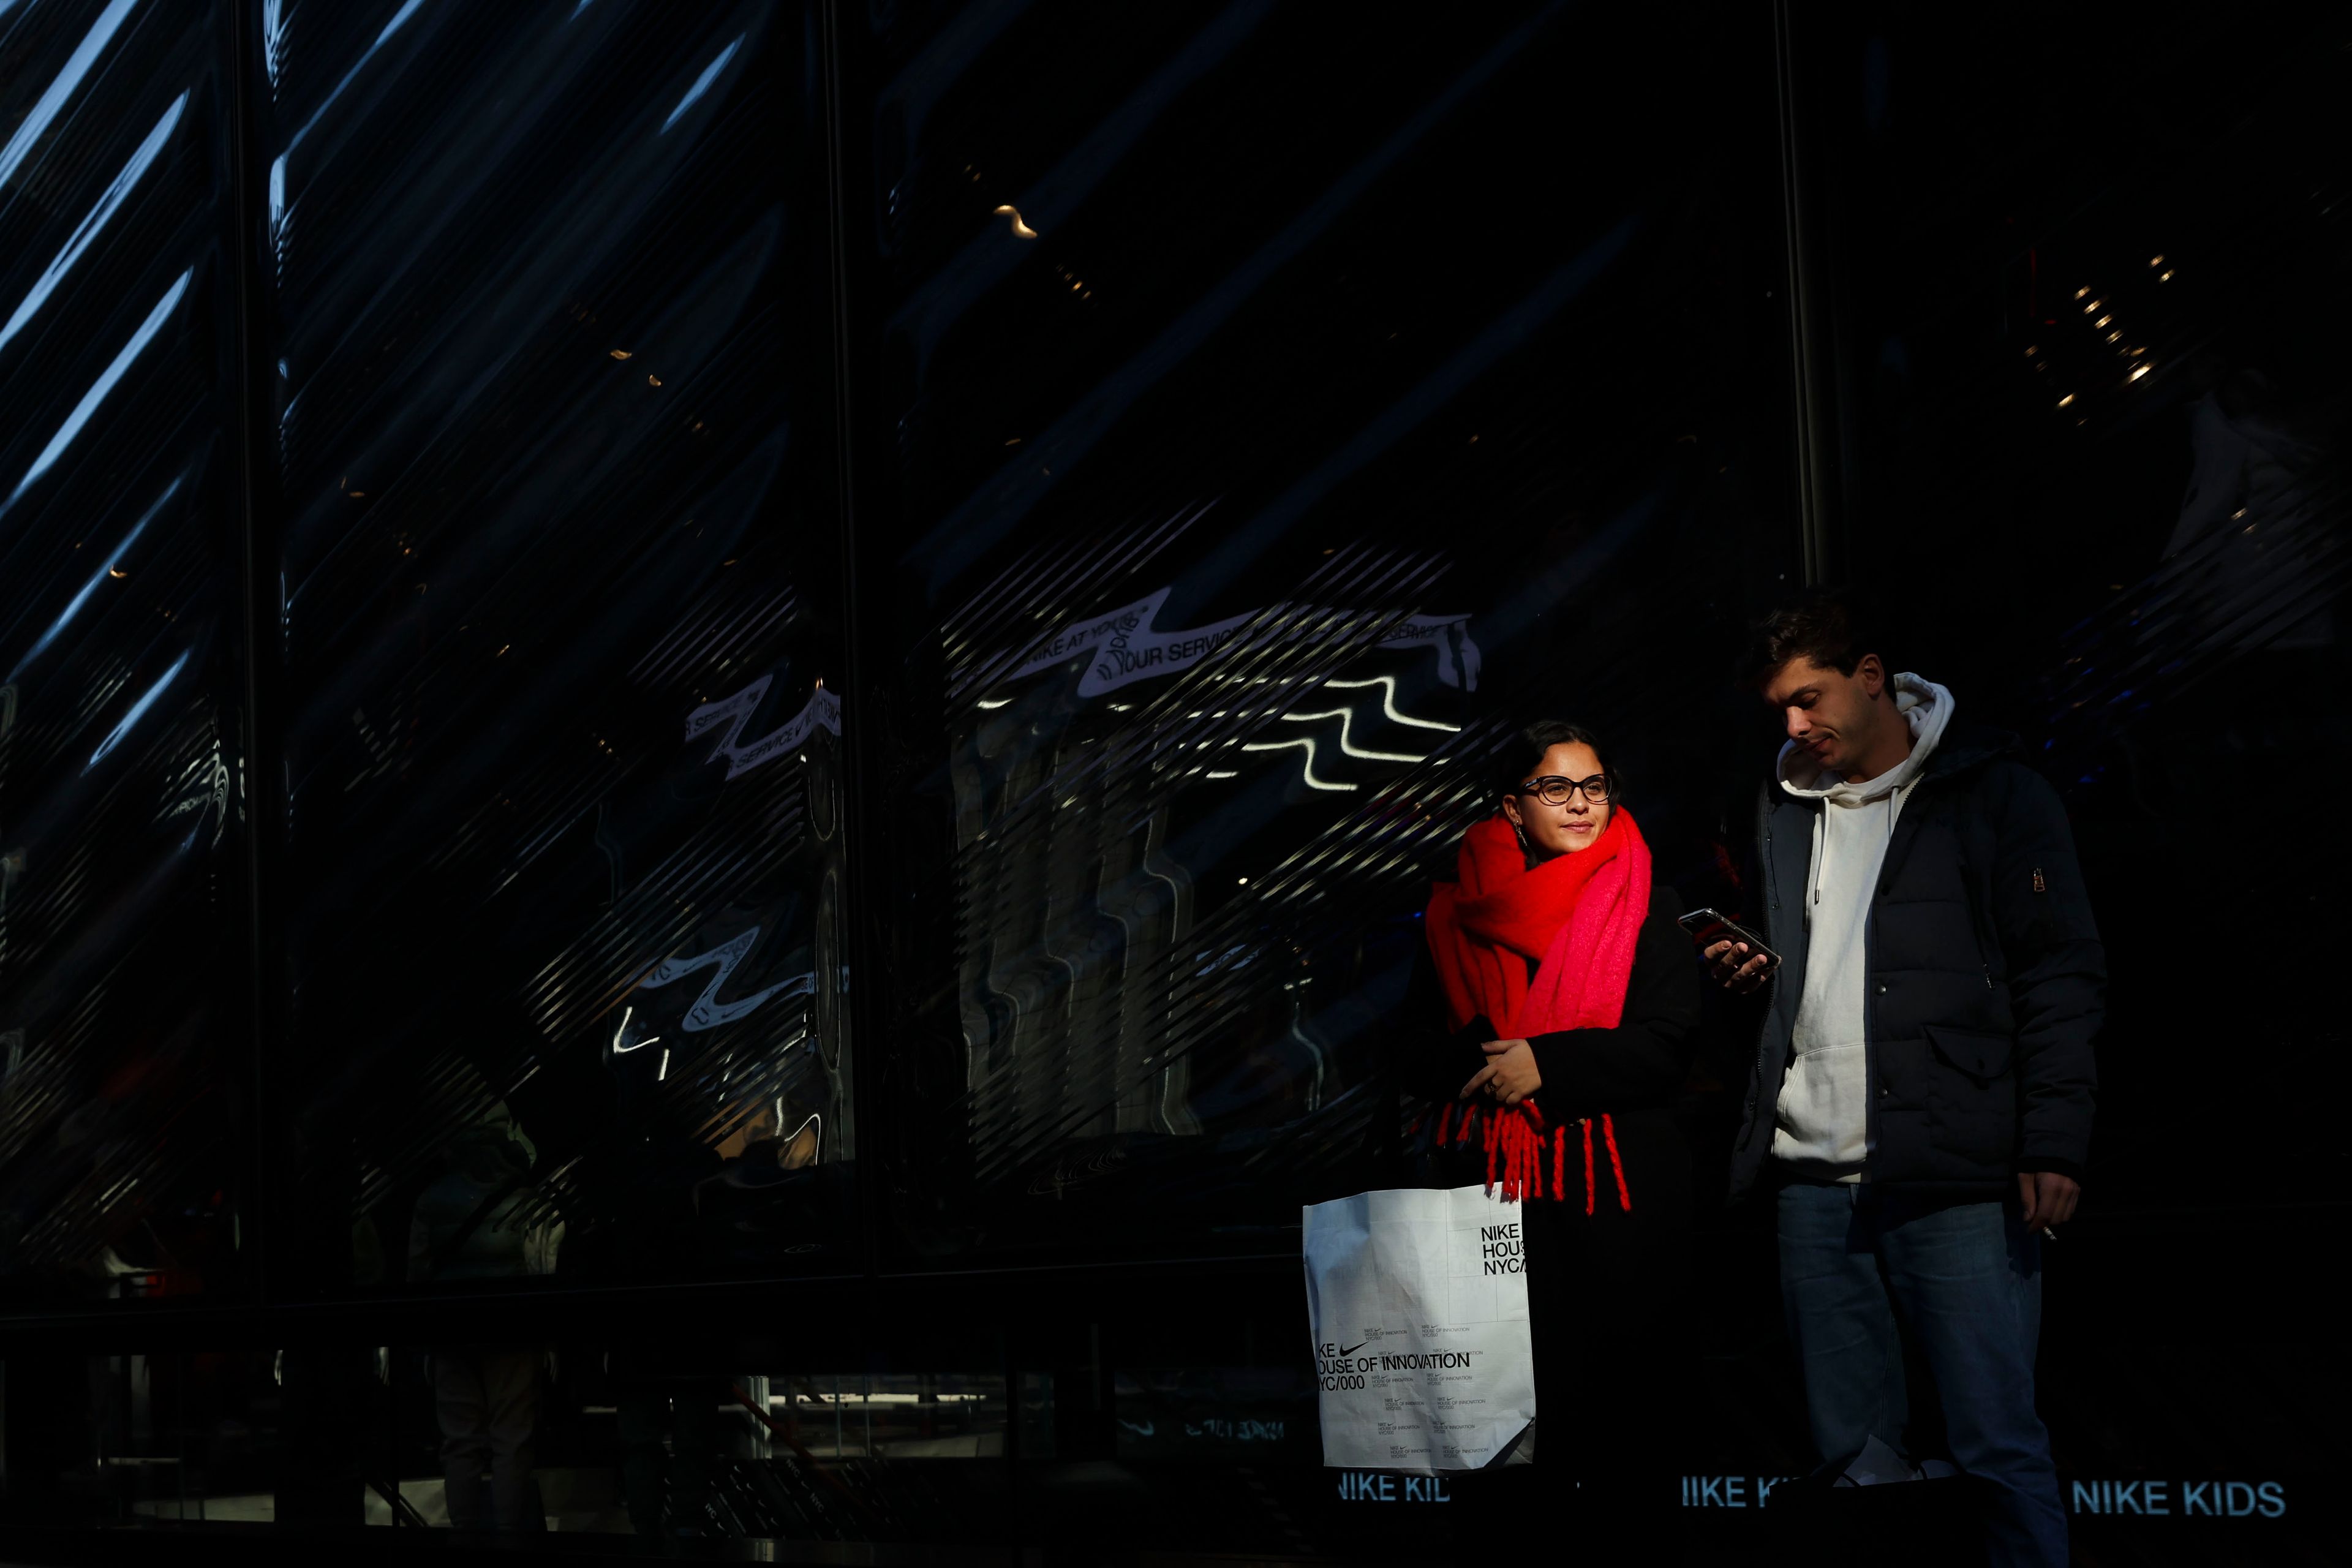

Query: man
<box><xmin>1706</xmin><ymin>589</ymin><xmax>2101</xmax><ymax>1567</ymax></box>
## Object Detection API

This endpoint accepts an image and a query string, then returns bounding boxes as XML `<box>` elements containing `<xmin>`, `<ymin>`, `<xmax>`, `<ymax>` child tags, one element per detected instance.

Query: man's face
<box><xmin>1760</xmin><ymin>654</ymin><xmax>1887</xmax><ymax>775</ymax></box>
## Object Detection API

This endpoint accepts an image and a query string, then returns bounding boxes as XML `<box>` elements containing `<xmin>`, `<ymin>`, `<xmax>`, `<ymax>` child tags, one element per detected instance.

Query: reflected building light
<box><xmin>976</xmin><ymin>698</ymin><xmax>1010</xmax><ymax>709</ymax></box>
<box><xmin>2094</xmin><ymin>315</ymin><xmax>2112</xmax><ymax>328</ymax></box>
<box><xmin>1206</xmin><ymin>769</ymin><xmax>1238</xmax><ymax>778</ymax></box>
<box><xmin>2149</xmin><ymin>255</ymin><xmax>2166</xmax><ymax>266</ymax></box>
<box><xmin>273</xmin><ymin>0</ymin><xmax>429</xmax><ymax>262</ymax></box>
<box><xmin>0</xmin><ymin>0</ymin><xmax>137</xmax><ymax>192</ymax></box>
<box><xmin>85</xmin><ymin>649</ymin><xmax>190</xmax><ymax>771</ymax></box>
<box><xmin>610</xmin><ymin>349</ymin><xmax>633</xmax><ymax>360</ymax></box>
<box><xmin>2075</xmin><ymin>287</ymin><xmax>2090</xmax><ymax>299</ymax></box>
<box><xmin>2128</xmin><ymin>364</ymin><xmax>2151</xmax><ymax>380</ymax></box>
<box><xmin>785</xmin><ymin>1112</ymin><xmax>822</xmax><ymax>1164</ymax></box>
<box><xmin>1322</xmin><ymin>674</ymin><xmax>1459</xmax><ymax>732</ymax></box>
<box><xmin>993</xmin><ymin>205</ymin><xmax>1039</xmax><ymax>239</ymax></box>
<box><xmin>658</xmin><ymin>1049</ymin><xmax>669</xmax><ymax>1081</ymax></box>
<box><xmin>661</xmin><ymin>34</ymin><xmax>744</xmax><ymax>134</ymax></box>
<box><xmin>2158</xmin><ymin>270</ymin><xmax>2174</xmax><ymax>281</ymax></box>
<box><xmin>2106</xmin><ymin>331</ymin><xmax>2121</xmax><ymax>343</ymax></box>
<box><xmin>1240</xmin><ymin>736</ymin><xmax>1355</xmax><ymax>791</ymax></box>
<box><xmin>7</xmin><ymin>473</ymin><xmax>182</xmax><ymax>682</ymax></box>
<box><xmin>2057</xmin><ymin>394</ymin><xmax>2076</xmax><ymax>407</ymax></box>
<box><xmin>6</xmin><ymin>270</ymin><xmax>190</xmax><ymax>510</ymax></box>
<box><xmin>0</xmin><ymin>92</ymin><xmax>186</xmax><ymax>358</ymax></box>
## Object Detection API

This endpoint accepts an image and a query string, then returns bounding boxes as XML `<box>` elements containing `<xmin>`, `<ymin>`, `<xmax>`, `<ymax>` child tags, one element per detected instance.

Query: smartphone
<box><xmin>1678</xmin><ymin>907</ymin><xmax>1781</xmax><ymax>970</ymax></box>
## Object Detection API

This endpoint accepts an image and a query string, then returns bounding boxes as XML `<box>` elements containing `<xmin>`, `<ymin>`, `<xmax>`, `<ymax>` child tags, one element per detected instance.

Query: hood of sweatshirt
<box><xmin>1777</xmin><ymin>673</ymin><xmax>1956</xmax><ymax>803</ymax></box>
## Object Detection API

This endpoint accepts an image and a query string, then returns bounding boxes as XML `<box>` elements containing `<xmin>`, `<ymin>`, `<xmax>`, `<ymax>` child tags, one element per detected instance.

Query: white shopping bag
<box><xmin>1302</xmin><ymin>1183</ymin><xmax>1535</xmax><ymax>1472</ymax></box>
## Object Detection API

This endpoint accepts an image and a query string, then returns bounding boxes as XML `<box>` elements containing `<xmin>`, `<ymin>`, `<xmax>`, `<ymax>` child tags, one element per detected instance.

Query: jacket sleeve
<box><xmin>1396</xmin><ymin>932</ymin><xmax>1496</xmax><ymax>1107</ymax></box>
<box><xmin>1985</xmin><ymin>764</ymin><xmax>2105</xmax><ymax>1180</ymax></box>
<box><xmin>1524</xmin><ymin>889</ymin><xmax>1705</xmax><ymax>1121</ymax></box>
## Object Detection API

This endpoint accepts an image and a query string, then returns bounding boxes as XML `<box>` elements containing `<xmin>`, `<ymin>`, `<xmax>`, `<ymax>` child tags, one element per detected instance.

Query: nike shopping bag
<box><xmin>1302</xmin><ymin>1183</ymin><xmax>1536</xmax><ymax>1471</ymax></box>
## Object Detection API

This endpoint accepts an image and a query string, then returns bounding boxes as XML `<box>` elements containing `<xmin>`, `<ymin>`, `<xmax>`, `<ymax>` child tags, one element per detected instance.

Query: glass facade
<box><xmin>257</xmin><ymin>0</ymin><xmax>854</xmax><ymax>1297</ymax></box>
<box><xmin>0</xmin><ymin>0</ymin><xmax>2342</xmax><ymax>1557</ymax></box>
<box><xmin>1</xmin><ymin>0</ymin><xmax>247</xmax><ymax>1310</ymax></box>
<box><xmin>856</xmin><ymin>2</ymin><xmax>1794</xmax><ymax>1267</ymax></box>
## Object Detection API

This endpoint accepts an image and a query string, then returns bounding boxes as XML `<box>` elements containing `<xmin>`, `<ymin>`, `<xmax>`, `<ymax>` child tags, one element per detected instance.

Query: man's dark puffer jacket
<box><xmin>1728</xmin><ymin>721</ymin><xmax>2105</xmax><ymax>1201</ymax></box>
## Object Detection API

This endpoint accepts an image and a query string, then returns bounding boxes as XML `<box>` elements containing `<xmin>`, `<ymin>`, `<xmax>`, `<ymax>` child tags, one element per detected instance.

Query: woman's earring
<box><xmin>1512</xmin><ymin>821</ymin><xmax>1530</xmax><ymax>853</ymax></box>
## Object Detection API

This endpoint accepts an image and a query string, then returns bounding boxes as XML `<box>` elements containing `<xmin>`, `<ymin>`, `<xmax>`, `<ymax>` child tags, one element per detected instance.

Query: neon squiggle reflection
<box><xmin>1276</xmin><ymin>707</ymin><xmax>1424</xmax><ymax>763</ymax></box>
<box><xmin>1238</xmin><ymin>735</ymin><xmax>1356</xmax><ymax>791</ymax></box>
<box><xmin>1322</xmin><ymin>674</ymin><xmax>1460</xmax><ymax>732</ymax></box>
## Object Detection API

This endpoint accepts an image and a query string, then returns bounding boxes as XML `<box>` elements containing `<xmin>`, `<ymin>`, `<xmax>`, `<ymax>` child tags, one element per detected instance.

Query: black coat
<box><xmin>1396</xmin><ymin>876</ymin><xmax>1703</xmax><ymax>1507</ymax></box>
<box><xmin>1728</xmin><ymin>721</ymin><xmax>2105</xmax><ymax>1200</ymax></box>
<box><xmin>1401</xmin><ymin>883</ymin><xmax>1704</xmax><ymax>1210</ymax></box>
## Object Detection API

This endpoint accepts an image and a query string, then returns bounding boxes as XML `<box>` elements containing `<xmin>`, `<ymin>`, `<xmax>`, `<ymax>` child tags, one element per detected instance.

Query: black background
<box><xmin>1</xmin><ymin>2</ymin><xmax>2343</xmax><ymax>1562</ymax></box>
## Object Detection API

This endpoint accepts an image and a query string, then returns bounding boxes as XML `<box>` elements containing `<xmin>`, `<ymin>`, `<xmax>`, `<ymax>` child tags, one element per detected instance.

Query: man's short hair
<box><xmin>1740</xmin><ymin>587</ymin><xmax>1898</xmax><ymax>688</ymax></box>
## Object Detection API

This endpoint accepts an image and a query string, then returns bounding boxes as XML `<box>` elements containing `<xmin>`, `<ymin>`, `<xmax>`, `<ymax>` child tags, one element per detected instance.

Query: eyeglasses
<box><xmin>1517</xmin><ymin>774</ymin><xmax>1613</xmax><ymax>807</ymax></box>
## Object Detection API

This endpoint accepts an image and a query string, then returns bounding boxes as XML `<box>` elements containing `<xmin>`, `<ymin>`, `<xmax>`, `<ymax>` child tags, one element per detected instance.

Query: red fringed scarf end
<box><xmin>1450</xmin><ymin>1101</ymin><xmax>1627</xmax><ymax>1210</ymax></box>
<box><xmin>1600</xmin><ymin>1111</ymin><xmax>1632</xmax><ymax>1212</ymax></box>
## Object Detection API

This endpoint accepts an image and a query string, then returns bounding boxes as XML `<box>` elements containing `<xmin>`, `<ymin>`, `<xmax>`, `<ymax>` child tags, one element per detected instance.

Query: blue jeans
<box><xmin>1777</xmin><ymin>1182</ymin><xmax>2068</xmax><ymax>1567</ymax></box>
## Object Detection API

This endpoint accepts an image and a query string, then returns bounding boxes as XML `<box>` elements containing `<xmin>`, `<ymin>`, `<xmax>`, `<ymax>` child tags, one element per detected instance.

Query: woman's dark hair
<box><xmin>1503</xmin><ymin>720</ymin><xmax>1618</xmax><ymax>798</ymax></box>
<box><xmin>1739</xmin><ymin>586</ymin><xmax>1898</xmax><ymax>689</ymax></box>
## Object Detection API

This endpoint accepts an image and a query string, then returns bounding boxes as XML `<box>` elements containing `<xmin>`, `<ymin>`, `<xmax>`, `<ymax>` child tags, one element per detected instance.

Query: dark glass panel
<box><xmin>1822</xmin><ymin>5</ymin><xmax>2352</xmax><ymax>1213</ymax></box>
<box><xmin>0</xmin><ymin>0</ymin><xmax>246</xmax><ymax>1306</ymax></box>
<box><xmin>262</xmin><ymin>0</ymin><xmax>849</xmax><ymax>1292</ymax></box>
<box><xmin>856</xmin><ymin>2</ymin><xmax>1796</xmax><ymax>1264</ymax></box>
<box><xmin>1807</xmin><ymin>1</ymin><xmax>2351</xmax><ymax>1496</ymax></box>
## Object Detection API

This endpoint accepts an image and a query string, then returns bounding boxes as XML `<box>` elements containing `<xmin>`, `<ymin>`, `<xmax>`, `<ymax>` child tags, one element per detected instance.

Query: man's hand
<box><xmin>1703</xmin><ymin>938</ymin><xmax>1774</xmax><ymax>993</ymax></box>
<box><xmin>2018</xmin><ymin>1170</ymin><xmax>2081</xmax><ymax>1232</ymax></box>
<box><xmin>1461</xmin><ymin>1039</ymin><xmax>1541</xmax><ymax>1106</ymax></box>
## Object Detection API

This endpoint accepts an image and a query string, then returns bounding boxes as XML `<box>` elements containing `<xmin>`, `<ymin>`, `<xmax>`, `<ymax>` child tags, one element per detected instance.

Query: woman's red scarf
<box><xmin>1422</xmin><ymin>808</ymin><xmax>1651</xmax><ymax>1207</ymax></box>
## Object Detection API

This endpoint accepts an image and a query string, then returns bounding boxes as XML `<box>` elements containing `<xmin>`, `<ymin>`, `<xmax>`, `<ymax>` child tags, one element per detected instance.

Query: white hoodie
<box><xmin>1771</xmin><ymin>674</ymin><xmax>1955</xmax><ymax>1180</ymax></box>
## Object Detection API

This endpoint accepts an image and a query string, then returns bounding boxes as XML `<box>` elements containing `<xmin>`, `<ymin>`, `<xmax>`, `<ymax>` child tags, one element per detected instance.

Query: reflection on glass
<box><xmin>29</xmin><ymin>1347</ymin><xmax>1016</xmax><ymax>1536</ymax></box>
<box><xmin>262</xmin><ymin>0</ymin><xmax>849</xmax><ymax>1290</ymax></box>
<box><xmin>865</xmin><ymin>3</ymin><xmax>1794</xmax><ymax>1261</ymax></box>
<box><xmin>0</xmin><ymin>0</ymin><xmax>246</xmax><ymax>1306</ymax></box>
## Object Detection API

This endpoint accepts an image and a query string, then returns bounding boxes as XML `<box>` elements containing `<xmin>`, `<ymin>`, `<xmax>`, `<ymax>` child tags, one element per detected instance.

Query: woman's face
<box><xmin>1501</xmin><ymin>741</ymin><xmax>1613</xmax><ymax>859</ymax></box>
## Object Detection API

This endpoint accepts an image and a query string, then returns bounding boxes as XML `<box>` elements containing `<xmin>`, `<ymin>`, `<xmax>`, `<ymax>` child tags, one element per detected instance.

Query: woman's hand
<box><xmin>1460</xmin><ymin>1039</ymin><xmax>1541</xmax><ymax>1106</ymax></box>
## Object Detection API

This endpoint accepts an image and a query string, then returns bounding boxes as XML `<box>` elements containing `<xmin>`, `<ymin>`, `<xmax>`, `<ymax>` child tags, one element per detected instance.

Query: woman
<box><xmin>1403</xmin><ymin>720</ymin><xmax>1701</xmax><ymax>1530</ymax></box>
